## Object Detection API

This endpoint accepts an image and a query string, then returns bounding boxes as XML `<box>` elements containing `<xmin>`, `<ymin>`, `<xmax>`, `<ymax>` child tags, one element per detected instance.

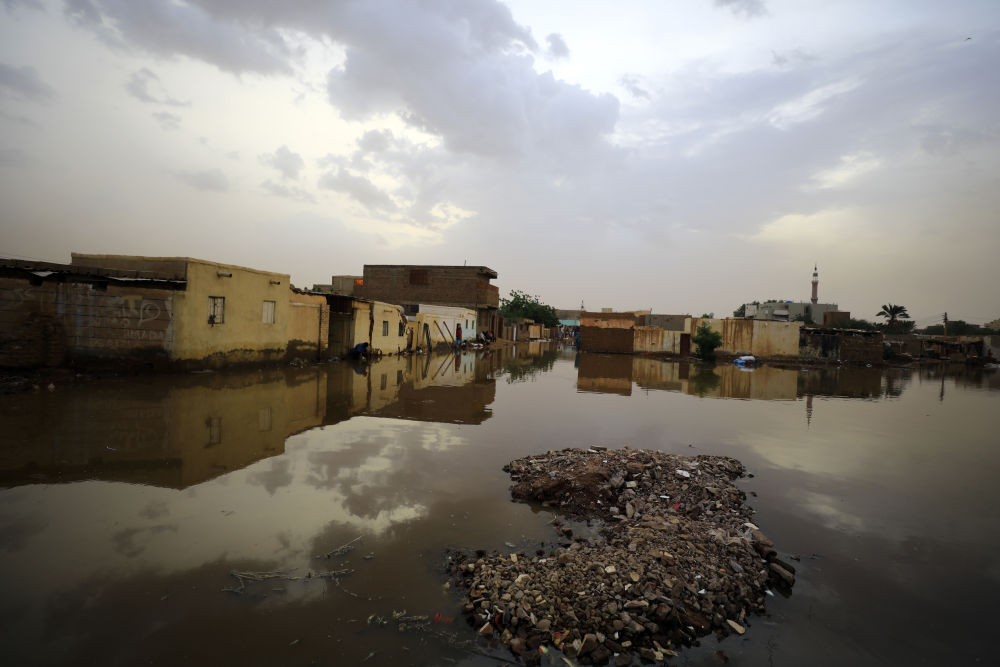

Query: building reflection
<box><xmin>574</xmin><ymin>355</ymin><xmax>917</xmax><ymax>404</ymax></box>
<box><xmin>0</xmin><ymin>368</ymin><xmax>327</xmax><ymax>489</ymax></box>
<box><xmin>0</xmin><ymin>349</ymin><xmax>507</xmax><ymax>489</ymax></box>
<box><xmin>577</xmin><ymin>355</ymin><xmax>801</xmax><ymax>400</ymax></box>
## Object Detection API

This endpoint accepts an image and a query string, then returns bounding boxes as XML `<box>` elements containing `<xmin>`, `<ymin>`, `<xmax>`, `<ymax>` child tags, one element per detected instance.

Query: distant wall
<box><xmin>688</xmin><ymin>317</ymin><xmax>801</xmax><ymax>356</ymax></box>
<box><xmin>634</xmin><ymin>326</ymin><xmax>685</xmax><ymax>354</ymax></box>
<box><xmin>800</xmin><ymin>329</ymin><xmax>883</xmax><ymax>363</ymax></box>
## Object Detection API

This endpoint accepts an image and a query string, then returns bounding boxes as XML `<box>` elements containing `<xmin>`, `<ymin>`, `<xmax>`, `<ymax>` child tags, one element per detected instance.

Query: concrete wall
<box><xmin>414</xmin><ymin>304</ymin><xmax>476</xmax><ymax>349</ymax></box>
<box><xmin>288</xmin><ymin>291</ymin><xmax>329</xmax><ymax>360</ymax></box>
<box><xmin>641</xmin><ymin>314</ymin><xmax>688</xmax><ymax>331</ymax></box>
<box><xmin>688</xmin><ymin>317</ymin><xmax>801</xmax><ymax>356</ymax></box>
<box><xmin>0</xmin><ymin>276</ymin><xmax>176</xmax><ymax>368</ymax></box>
<box><xmin>369</xmin><ymin>301</ymin><xmax>410</xmax><ymax>352</ymax></box>
<box><xmin>633</xmin><ymin>326</ymin><xmax>685</xmax><ymax>353</ymax></box>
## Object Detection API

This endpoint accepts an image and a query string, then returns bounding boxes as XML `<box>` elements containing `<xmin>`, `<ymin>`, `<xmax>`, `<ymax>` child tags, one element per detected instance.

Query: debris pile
<box><xmin>447</xmin><ymin>447</ymin><xmax>795</xmax><ymax>665</ymax></box>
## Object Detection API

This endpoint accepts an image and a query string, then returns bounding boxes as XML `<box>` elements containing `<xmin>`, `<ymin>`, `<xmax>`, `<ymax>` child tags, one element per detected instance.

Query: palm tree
<box><xmin>877</xmin><ymin>303</ymin><xmax>910</xmax><ymax>327</ymax></box>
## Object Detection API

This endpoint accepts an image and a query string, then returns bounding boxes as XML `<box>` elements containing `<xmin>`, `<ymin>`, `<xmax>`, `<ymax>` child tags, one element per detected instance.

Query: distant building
<box><xmin>355</xmin><ymin>264</ymin><xmax>501</xmax><ymax>334</ymax></box>
<box><xmin>312</xmin><ymin>275</ymin><xmax>362</xmax><ymax>296</ymax></box>
<box><xmin>740</xmin><ymin>266</ymin><xmax>840</xmax><ymax>325</ymax></box>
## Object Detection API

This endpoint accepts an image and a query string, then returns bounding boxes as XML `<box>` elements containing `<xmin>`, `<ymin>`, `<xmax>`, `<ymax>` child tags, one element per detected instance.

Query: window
<box><xmin>398</xmin><ymin>321</ymin><xmax>405</xmax><ymax>336</ymax></box>
<box><xmin>408</xmin><ymin>269</ymin><xmax>429</xmax><ymax>285</ymax></box>
<box><xmin>262</xmin><ymin>300</ymin><xmax>276</xmax><ymax>324</ymax></box>
<box><xmin>382</xmin><ymin>320</ymin><xmax>389</xmax><ymax>336</ymax></box>
<box><xmin>380</xmin><ymin>374</ymin><xmax>387</xmax><ymax>390</ymax></box>
<box><xmin>206</xmin><ymin>416</ymin><xmax>222</xmax><ymax>446</ymax></box>
<box><xmin>397</xmin><ymin>370</ymin><xmax>403</xmax><ymax>385</ymax></box>
<box><xmin>208</xmin><ymin>296</ymin><xmax>225</xmax><ymax>325</ymax></box>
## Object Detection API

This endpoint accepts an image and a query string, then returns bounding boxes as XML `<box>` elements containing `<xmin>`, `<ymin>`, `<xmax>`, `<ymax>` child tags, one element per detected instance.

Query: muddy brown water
<box><xmin>0</xmin><ymin>344</ymin><xmax>997</xmax><ymax>666</ymax></box>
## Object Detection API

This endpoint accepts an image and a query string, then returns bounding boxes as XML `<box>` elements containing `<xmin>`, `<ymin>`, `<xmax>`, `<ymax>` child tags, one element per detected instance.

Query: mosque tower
<box><xmin>811</xmin><ymin>265</ymin><xmax>819</xmax><ymax>305</ymax></box>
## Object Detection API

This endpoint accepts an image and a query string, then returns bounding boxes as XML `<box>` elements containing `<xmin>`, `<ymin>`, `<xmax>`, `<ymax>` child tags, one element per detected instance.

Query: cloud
<box><xmin>152</xmin><ymin>111</ymin><xmax>181</xmax><ymax>131</ymax></box>
<box><xmin>261</xmin><ymin>179</ymin><xmax>315</xmax><ymax>203</ymax></box>
<box><xmin>620</xmin><ymin>74</ymin><xmax>650</xmax><ymax>101</ymax></box>
<box><xmin>2</xmin><ymin>0</ymin><xmax>44</xmax><ymax>12</ymax></box>
<box><xmin>546</xmin><ymin>33</ymin><xmax>569</xmax><ymax>59</ymax></box>
<box><xmin>0</xmin><ymin>147</ymin><xmax>30</xmax><ymax>166</ymax></box>
<box><xmin>318</xmin><ymin>168</ymin><xmax>397</xmax><ymax>212</ymax></box>
<box><xmin>0</xmin><ymin>63</ymin><xmax>55</xmax><ymax>102</ymax></box>
<box><xmin>173</xmin><ymin>168</ymin><xmax>229</xmax><ymax>192</ymax></box>
<box><xmin>64</xmin><ymin>0</ymin><xmax>294</xmax><ymax>75</ymax></box>
<box><xmin>713</xmin><ymin>0</ymin><xmax>767</xmax><ymax>18</ymax></box>
<box><xmin>807</xmin><ymin>152</ymin><xmax>882</xmax><ymax>190</ymax></box>
<box><xmin>259</xmin><ymin>145</ymin><xmax>304</xmax><ymax>180</ymax></box>
<box><xmin>767</xmin><ymin>78</ymin><xmax>862</xmax><ymax>129</ymax></box>
<box><xmin>125</xmin><ymin>68</ymin><xmax>189</xmax><ymax>106</ymax></box>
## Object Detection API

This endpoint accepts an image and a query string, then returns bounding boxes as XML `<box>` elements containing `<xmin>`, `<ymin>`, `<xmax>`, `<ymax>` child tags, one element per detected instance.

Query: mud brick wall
<box><xmin>0</xmin><ymin>277</ymin><xmax>174</xmax><ymax>368</ymax></box>
<box><xmin>837</xmin><ymin>332</ymin><xmax>883</xmax><ymax>363</ymax></box>
<box><xmin>580</xmin><ymin>326</ymin><xmax>635</xmax><ymax>354</ymax></box>
<box><xmin>800</xmin><ymin>330</ymin><xmax>883</xmax><ymax>363</ymax></box>
<box><xmin>357</xmin><ymin>266</ymin><xmax>498</xmax><ymax>309</ymax></box>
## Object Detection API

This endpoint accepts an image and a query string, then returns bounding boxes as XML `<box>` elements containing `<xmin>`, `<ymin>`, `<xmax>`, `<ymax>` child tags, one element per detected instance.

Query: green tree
<box><xmin>877</xmin><ymin>304</ymin><xmax>912</xmax><ymax>333</ymax></box>
<box><xmin>733</xmin><ymin>304</ymin><xmax>746</xmax><ymax>318</ymax></box>
<box><xmin>692</xmin><ymin>322</ymin><xmax>723</xmax><ymax>360</ymax></box>
<box><xmin>843</xmin><ymin>318</ymin><xmax>878</xmax><ymax>331</ymax></box>
<box><xmin>500</xmin><ymin>290</ymin><xmax>559</xmax><ymax>327</ymax></box>
<box><xmin>877</xmin><ymin>303</ymin><xmax>910</xmax><ymax>325</ymax></box>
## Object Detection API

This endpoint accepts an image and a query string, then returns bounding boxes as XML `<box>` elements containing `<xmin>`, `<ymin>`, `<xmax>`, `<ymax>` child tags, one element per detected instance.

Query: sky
<box><xmin>1</xmin><ymin>0</ymin><xmax>997</xmax><ymax>325</ymax></box>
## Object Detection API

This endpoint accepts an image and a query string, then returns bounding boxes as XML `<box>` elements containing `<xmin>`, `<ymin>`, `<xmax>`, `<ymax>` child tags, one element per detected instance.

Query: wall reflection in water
<box><xmin>0</xmin><ymin>347</ymin><xmax>539</xmax><ymax>490</ymax></box>
<box><xmin>575</xmin><ymin>354</ymin><xmax>916</xmax><ymax>401</ymax></box>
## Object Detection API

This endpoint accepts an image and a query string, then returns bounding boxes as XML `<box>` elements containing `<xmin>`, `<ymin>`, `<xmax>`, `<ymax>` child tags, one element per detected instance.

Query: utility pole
<box><xmin>943</xmin><ymin>312</ymin><xmax>948</xmax><ymax>337</ymax></box>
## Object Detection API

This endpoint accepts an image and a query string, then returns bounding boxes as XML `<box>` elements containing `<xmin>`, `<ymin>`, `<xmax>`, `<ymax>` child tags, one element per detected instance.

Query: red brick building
<box><xmin>355</xmin><ymin>265</ymin><xmax>501</xmax><ymax>334</ymax></box>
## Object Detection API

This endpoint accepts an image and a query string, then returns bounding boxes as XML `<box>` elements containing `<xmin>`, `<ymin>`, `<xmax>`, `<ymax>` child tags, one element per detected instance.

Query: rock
<box><xmin>535</xmin><ymin>618</ymin><xmax>551</xmax><ymax>632</ymax></box>
<box><xmin>727</xmin><ymin>619</ymin><xmax>746</xmax><ymax>634</ymax></box>
<box><xmin>509</xmin><ymin>637</ymin><xmax>527</xmax><ymax>655</ymax></box>
<box><xmin>625</xmin><ymin>502</ymin><xmax>635</xmax><ymax>519</ymax></box>
<box><xmin>769</xmin><ymin>562</ymin><xmax>795</xmax><ymax>585</ymax></box>
<box><xmin>615</xmin><ymin>653</ymin><xmax>633</xmax><ymax>667</ymax></box>
<box><xmin>578</xmin><ymin>633</ymin><xmax>598</xmax><ymax>655</ymax></box>
<box><xmin>605</xmin><ymin>565</ymin><xmax>617</xmax><ymax>574</ymax></box>
<box><xmin>478</xmin><ymin>622</ymin><xmax>494</xmax><ymax>636</ymax></box>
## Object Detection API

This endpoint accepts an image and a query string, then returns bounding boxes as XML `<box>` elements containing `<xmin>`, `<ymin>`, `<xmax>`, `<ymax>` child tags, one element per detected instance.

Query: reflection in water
<box><xmin>577</xmin><ymin>354</ymin><xmax>802</xmax><ymax>400</ymax></box>
<box><xmin>0</xmin><ymin>351</ymin><xmax>508</xmax><ymax>489</ymax></box>
<box><xmin>0</xmin><ymin>368</ymin><xmax>327</xmax><ymax>488</ymax></box>
<box><xmin>0</xmin><ymin>349</ymin><xmax>997</xmax><ymax>666</ymax></box>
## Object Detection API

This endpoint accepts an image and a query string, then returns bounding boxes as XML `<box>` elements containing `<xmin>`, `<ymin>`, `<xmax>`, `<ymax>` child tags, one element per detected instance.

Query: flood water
<box><xmin>1</xmin><ymin>345</ymin><xmax>997</xmax><ymax>666</ymax></box>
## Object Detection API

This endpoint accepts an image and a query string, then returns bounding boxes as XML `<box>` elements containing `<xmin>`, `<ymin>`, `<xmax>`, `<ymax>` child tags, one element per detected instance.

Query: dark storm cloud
<box><xmin>62</xmin><ymin>0</ymin><xmax>617</xmax><ymax>161</ymax></box>
<box><xmin>125</xmin><ymin>68</ymin><xmax>189</xmax><ymax>106</ymax></box>
<box><xmin>173</xmin><ymin>168</ymin><xmax>229</xmax><ymax>192</ymax></box>
<box><xmin>0</xmin><ymin>63</ymin><xmax>55</xmax><ymax>101</ymax></box>
<box><xmin>259</xmin><ymin>145</ymin><xmax>305</xmax><ymax>180</ymax></box>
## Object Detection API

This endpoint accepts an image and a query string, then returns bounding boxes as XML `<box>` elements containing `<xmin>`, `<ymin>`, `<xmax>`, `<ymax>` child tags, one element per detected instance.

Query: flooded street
<box><xmin>1</xmin><ymin>346</ymin><xmax>997</xmax><ymax>666</ymax></box>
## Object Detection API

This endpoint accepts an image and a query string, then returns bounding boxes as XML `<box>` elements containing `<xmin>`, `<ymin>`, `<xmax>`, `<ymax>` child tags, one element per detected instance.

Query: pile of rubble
<box><xmin>447</xmin><ymin>447</ymin><xmax>795</xmax><ymax>665</ymax></box>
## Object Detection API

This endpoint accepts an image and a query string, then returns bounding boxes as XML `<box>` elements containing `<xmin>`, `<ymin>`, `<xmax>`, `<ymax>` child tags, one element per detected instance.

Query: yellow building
<box><xmin>70</xmin><ymin>253</ymin><xmax>327</xmax><ymax>367</ymax></box>
<box><xmin>327</xmin><ymin>296</ymin><xmax>410</xmax><ymax>356</ymax></box>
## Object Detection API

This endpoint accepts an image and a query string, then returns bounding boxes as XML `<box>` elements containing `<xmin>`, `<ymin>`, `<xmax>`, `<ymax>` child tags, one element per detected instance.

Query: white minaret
<box><xmin>811</xmin><ymin>265</ymin><xmax>819</xmax><ymax>305</ymax></box>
